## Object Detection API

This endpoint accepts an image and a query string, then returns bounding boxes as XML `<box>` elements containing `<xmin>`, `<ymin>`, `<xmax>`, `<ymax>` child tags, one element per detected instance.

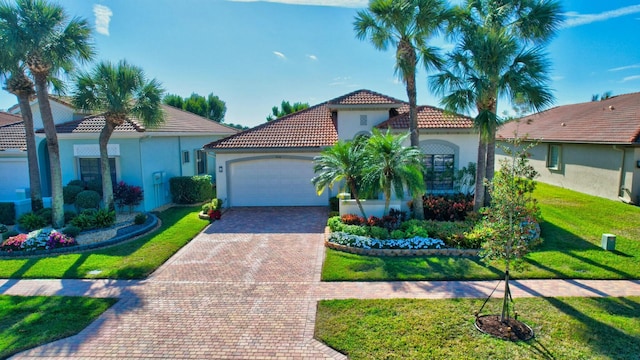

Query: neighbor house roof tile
<box><xmin>0</xmin><ymin>121</ymin><xmax>26</xmax><ymax>151</ymax></box>
<box><xmin>377</xmin><ymin>105</ymin><xmax>474</xmax><ymax>129</ymax></box>
<box><xmin>328</xmin><ymin>89</ymin><xmax>405</xmax><ymax>106</ymax></box>
<box><xmin>498</xmin><ymin>92</ymin><xmax>640</xmax><ymax>144</ymax></box>
<box><xmin>0</xmin><ymin>111</ymin><xmax>22</xmax><ymax>127</ymax></box>
<box><xmin>38</xmin><ymin>105</ymin><xmax>239</xmax><ymax>135</ymax></box>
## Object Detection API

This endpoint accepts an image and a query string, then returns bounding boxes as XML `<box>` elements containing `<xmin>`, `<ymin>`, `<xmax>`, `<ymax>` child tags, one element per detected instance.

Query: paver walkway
<box><xmin>3</xmin><ymin>207</ymin><xmax>640</xmax><ymax>359</ymax></box>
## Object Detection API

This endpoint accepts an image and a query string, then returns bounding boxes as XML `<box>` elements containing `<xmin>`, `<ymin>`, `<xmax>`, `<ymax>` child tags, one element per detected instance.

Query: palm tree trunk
<box><xmin>34</xmin><ymin>73</ymin><xmax>64</xmax><ymax>228</ymax></box>
<box><xmin>485</xmin><ymin>126</ymin><xmax>496</xmax><ymax>207</ymax></box>
<box><xmin>404</xmin><ymin>54</ymin><xmax>424</xmax><ymax>220</ymax></box>
<box><xmin>16</xmin><ymin>93</ymin><xmax>43</xmax><ymax>211</ymax></box>
<box><xmin>473</xmin><ymin>136</ymin><xmax>487</xmax><ymax>211</ymax></box>
<box><xmin>348</xmin><ymin>182</ymin><xmax>367</xmax><ymax>219</ymax></box>
<box><xmin>99</xmin><ymin>121</ymin><xmax>116</xmax><ymax>211</ymax></box>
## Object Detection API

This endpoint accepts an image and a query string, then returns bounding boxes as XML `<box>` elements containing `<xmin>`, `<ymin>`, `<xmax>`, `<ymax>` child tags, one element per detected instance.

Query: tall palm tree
<box><xmin>354</xmin><ymin>0</ymin><xmax>450</xmax><ymax>220</ymax></box>
<box><xmin>73</xmin><ymin>60</ymin><xmax>164</xmax><ymax>211</ymax></box>
<box><xmin>2</xmin><ymin>0</ymin><xmax>94</xmax><ymax>227</ymax></box>
<box><xmin>0</xmin><ymin>29</ymin><xmax>42</xmax><ymax>211</ymax></box>
<box><xmin>312</xmin><ymin>139</ymin><xmax>369</xmax><ymax>219</ymax></box>
<box><xmin>430</xmin><ymin>0</ymin><xmax>562</xmax><ymax>210</ymax></box>
<box><xmin>363</xmin><ymin>129</ymin><xmax>425</xmax><ymax>216</ymax></box>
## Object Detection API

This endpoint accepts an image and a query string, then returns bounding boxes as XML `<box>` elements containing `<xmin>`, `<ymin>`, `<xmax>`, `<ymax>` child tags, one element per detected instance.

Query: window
<box><xmin>360</xmin><ymin>115</ymin><xmax>368</xmax><ymax>126</ymax></box>
<box><xmin>547</xmin><ymin>144</ymin><xmax>561</xmax><ymax>170</ymax></box>
<box><xmin>78</xmin><ymin>158</ymin><xmax>117</xmax><ymax>185</ymax></box>
<box><xmin>424</xmin><ymin>154</ymin><xmax>454</xmax><ymax>191</ymax></box>
<box><xmin>195</xmin><ymin>150</ymin><xmax>207</xmax><ymax>175</ymax></box>
<box><xmin>182</xmin><ymin>150</ymin><xmax>190</xmax><ymax>164</ymax></box>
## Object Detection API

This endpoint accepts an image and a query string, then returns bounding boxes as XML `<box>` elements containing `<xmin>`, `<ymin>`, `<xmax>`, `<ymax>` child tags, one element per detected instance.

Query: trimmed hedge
<box><xmin>170</xmin><ymin>175</ymin><xmax>214</xmax><ymax>204</ymax></box>
<box><xmin>0</xmin><ymin>202</ymin><xmax>16</xmax><ymax>225</ymax></box>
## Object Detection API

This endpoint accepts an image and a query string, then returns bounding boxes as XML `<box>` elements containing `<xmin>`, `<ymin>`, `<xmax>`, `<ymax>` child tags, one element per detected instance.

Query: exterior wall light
<box><xmin>218</xmin><ymin>166</ymin><xmax>223</xmax><ymax>173</ymax></box>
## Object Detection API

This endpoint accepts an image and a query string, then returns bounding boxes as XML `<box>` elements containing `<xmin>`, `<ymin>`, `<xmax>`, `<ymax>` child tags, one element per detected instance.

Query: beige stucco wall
<box><xmin>497</xmin><ymin>141</ymin><xmax>639</xmax><ymax>203</ymax></box>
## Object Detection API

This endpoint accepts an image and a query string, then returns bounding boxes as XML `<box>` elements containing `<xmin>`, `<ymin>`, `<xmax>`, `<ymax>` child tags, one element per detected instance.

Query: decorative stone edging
<box><xmin>324</xmin><ymin>228</ymin><xmax>479</xmax><ymax>257</ymax></box>
<box><xmin>0</xmin><ymin>213</ymin><xmax>159</xmax><ymax>258</ymax></box>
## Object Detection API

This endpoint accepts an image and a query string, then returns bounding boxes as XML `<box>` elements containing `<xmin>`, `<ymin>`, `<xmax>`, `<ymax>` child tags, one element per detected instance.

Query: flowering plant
<box><xmin>328</xmin><ymin>231</ymin><xmax>445</xmax><ymax>250</ymax></box>
<box><xmin>208</xmin><ymin>209</ymin><xmax>221</xmax><ymax>221</ymax></box>
<box><xmin>113</xmin><ymin>181</ymin><xmax>144</xmax><ymax>212</ymax></box>
<box><xmin>0</xmin><ymin>228</ymin><xmax>76</xmax><ymax>252</ymax></box>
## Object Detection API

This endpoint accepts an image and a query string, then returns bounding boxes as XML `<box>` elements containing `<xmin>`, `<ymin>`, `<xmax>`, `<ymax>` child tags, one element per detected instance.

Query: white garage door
<box><xmin>0</xmin><ymin>157</ymin><xmax>29</xmax><ymax>200</ymax></box>
<box><xmin>229</xmin><ymin>157</ymin><xmax>326</xmax><ymax>206</ymax></box>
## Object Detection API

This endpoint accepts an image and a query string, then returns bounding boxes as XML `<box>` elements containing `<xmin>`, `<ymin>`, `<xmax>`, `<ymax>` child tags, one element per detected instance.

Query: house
<box><xmin>0</xmin><ymin>111</ymin><xmax>29</xmax><ymax>201</ymax></box>
<box><xmin>497</xmin><ymin>92</ymin><xmax>640</xmax><ymax>204</ymax></box>
<box><xmin>2</xmin><ymin>98</ymin><xmax>239</xmax><ymax>213</ymax></box>
<box><xmin>204</xmin><ymin>89</ymin><xmax>477</xmax><ymax>208</ymax></box>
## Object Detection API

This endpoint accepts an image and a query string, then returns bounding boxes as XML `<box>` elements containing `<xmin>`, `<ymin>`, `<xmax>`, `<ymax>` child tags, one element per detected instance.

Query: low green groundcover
<box><xmin>0</xmin><ymin>295</ymin><xmax>117</xmax><ymax>359</ymax></box>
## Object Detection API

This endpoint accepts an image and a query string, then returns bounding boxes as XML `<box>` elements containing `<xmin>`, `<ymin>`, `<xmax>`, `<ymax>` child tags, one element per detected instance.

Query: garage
<box><xmin>228</xmin><ymin>156</ymin><xmax>327</xmax><ymax>207</ymax></box>
<box><xmin>0</xmin><ymin>157</ymin><xmax>29</xmax><ymax>200</ymax></box>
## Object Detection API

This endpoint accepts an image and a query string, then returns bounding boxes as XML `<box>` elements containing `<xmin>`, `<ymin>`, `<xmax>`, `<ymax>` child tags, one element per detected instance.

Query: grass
<box><xmin>322</xmin><ymin>182</ymin><xmax>640</xmax><ymax>281</ymax></box>
<box><xmin>0</xmin><ymin>206</ymin><xmax>208</xmax><ymax>279</ymax></box>
<box><xmin>0</xmin><ymin>295</ymin><xmax>117</xmax><ymax>359</ymax></box>
<box><xmin>315</xmin><ymin>296</ymin><xmax>640</xmax><ymax>360</ymax></box>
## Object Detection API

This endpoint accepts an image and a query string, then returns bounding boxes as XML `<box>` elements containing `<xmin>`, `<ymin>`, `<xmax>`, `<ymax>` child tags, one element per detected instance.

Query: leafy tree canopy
<box><xmin>266</xmin><ymin>100</ymin><xmax>309</xmax><ymax>121</ymax></box>
<box><xmin>163</xmin><ymin>91</ymin><xmax>227</xmax><ymax>123</ymax></box>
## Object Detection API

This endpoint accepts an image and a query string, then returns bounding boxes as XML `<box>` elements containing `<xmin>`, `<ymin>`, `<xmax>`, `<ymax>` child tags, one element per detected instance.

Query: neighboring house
<box><xmin>205</xmin><ymin>89</ymin><xmax>477</xmax><ymax>208</ymax></box>
<box><xmin>497</xmin><ymin>92</ymin><xmax>640</xmax><ymax>204</ymax></box>
<box><xmin>2</xmin><ymin>97</ymin><xmax>238</xmax><ymax>212</ymax></box>
<box><xmin>0</xmin><ymin>111</ymin><xmax>29</xmax><ymax>201</ymax></box>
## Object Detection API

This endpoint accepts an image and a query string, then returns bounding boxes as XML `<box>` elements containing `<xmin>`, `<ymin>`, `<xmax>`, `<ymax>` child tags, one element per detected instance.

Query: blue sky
<box><xmin>1</xmin><ymin>0</ymin><xmax>639</xmax><ymax>127</ymax></box>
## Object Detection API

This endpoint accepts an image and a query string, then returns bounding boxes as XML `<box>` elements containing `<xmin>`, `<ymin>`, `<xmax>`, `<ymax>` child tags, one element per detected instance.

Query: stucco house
<box><xmin>205</xmin><ymin>89</ymin><xmax>477</xmax><ymax>208</ymax></box>
<box><xmin>497</xmin><ymin>92</ymin><xmax>640</xmax><ymax>204</ymax></box>
<box><xmin>0</xmin><ymin>111</ymin><xmax>29</xmax><ymax>201</ymax></box>
<box><xmin>2</xmin><ymin>97</ymin><xmax>239</xmax><ymax>213</ymax></box>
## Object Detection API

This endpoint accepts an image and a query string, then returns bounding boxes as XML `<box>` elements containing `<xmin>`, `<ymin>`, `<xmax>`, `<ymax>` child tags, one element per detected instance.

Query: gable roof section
<box><xmin>328</xmin><ymin>89</ymin><xmax>405</xmax><ymax>107</ymax></box>
<box><xmin>377</xmin><ymin>105</ymin><xmax>474</xmax><ymax>129</ymax></box>
<box><xmin>0</xmin><ymin>111</ymin><xmax>22</xmax><ymax>127</ymax></box>
<box><xmin>39</xmin><ymin>104</ymin><xmax>239</xmax><ymax>135</ymax></box>
<box><xmin>0</xmin><ymin>122</ymin><xmax>26</xmax><ymax>151</ymax></box>
<box><xmin>204</xmin><ymin>102</ymin><xmax>338</xmax><ymax>150</ymax></box>
<box><xmin>498</xmin><ymin>92</ymin><xmax>640</xmax><ymax>144</ymax></box>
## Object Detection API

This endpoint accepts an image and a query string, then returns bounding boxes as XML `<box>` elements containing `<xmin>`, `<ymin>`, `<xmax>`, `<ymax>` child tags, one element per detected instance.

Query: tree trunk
<box><xmin>33</xmin><ymin>73</ymin><xmax>64</xmax><ymax>228</ymax></box>
<box><xmin>348</xmin><ymin>182</ymin><xmax>367</xmax><ymax>219</ymax></box>
<box><xmin>404</xmin><ymin>53</ymin><xmax>424</xmax><ymax>220</ymax></box>
<box><xmin>473</xmin><ymin>136</ymin><xmax>487</xmax><ymax>211</ymax></box>
<box><xmin>485</xmin><ymin>126</ymin><xmax>496</xmax><ymax>207</ymax></box>
<box><xmin>16</xmin><ymin>93</ymin><xmax>43</xmax><ymax>211</ymax></box>
<box><xmin>99</xmin><ymin>120</ymin><xmax>116</xmax><ymax>211</ymax></box>
<box><xmin>501</xmin><ymin>269</ymin><xmax>511</xmax><ymax>322</ymax></box>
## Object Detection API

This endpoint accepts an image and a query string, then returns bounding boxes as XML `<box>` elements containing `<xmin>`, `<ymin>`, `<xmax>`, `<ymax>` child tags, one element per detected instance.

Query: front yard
<box><xmin>322</xmin><ymin>182</ymin><xmax>640</xmax><ymax>281</ymax></box>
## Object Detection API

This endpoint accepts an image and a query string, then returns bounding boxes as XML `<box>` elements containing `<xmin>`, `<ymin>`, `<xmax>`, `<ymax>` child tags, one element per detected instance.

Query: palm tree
<box><xmin>2</xmin><ymin>0</ymin><xmax>94</xmax><ymax>227</ymax></box>
<box><xmin>312</xmin><ymin>139</ymin><xmax>369</xmax><ymax>219</ymax></box>
<box><xmin>354</xmin><ymin>0</ymin><xmax>450</xmax><ymax>220</ymax></box>
<box><xmin>363</xmin><ymin>129</ymin><xmax>425</xmax><ymax>216</ymax></box>
<box><xmin>73</xmin><ymin>60</ymin><xmax>164</xmax><ymax>211</ymax></box>
<box><xmin>430</xmin><ymin>0</ymin><xmax>562</xmax><ymax>210</ymax></box>
<box><xmin>0</xmin><ymin>32</ymin><xmax>42</xmax><ymax>211</ymax></box>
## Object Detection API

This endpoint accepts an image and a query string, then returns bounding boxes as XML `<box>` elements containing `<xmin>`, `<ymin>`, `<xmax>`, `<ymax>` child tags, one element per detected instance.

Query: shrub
<box><xmin>403</xmin><ymin>224</ymin><xmax>429</xmax><ymax>238</ymax></box>
<box><xmin>201</xmin><ymin>198</ymin><xmax>223</xmax><ymax>214</ymax></box>
<box><xmin>18</xmin><ymin>212</ymin><xmax>47</xmax><ymax>232</ymax></box>
<box><xmin>63</xmin><ymin>185</ymin><xmax>84</xmax><ymax>204</ymax></box>
<box><xmin>0</xmin><ymin>202</ymin><xmax>16</xmax><ymax>225</ymax></box>
<box><xmin>390</xmin><ymin>229</ymin><xmax>406</xmax><ymax>240</ymax></box>
<box><xmin>329</xmin><ymin>196</ymin><xmax>339</xmax><ymax>212</ymax></box>
<box><xmin>70</xmin><ymin>210</ymin><xmax>98</xmax><ymax>231</ymax></box>
<box><xmin>1</xmin><ymin>233</ymin><xmax>28</xmax><ymax>251</ymax></box>
<box><xmin>208</xmin><ymin>209</ymin><xmax>222</xmax><ymax>221</ymax></box>
<box><xmin>67</xmin><ymin>180</ymin><xmax>86</xmax><ymax>188</ymax></box>
<box><xmin>422</xmin><ymin>194</ymin><xmax>474</xmax><ymax>221</ymax></box>
<box><xmin>62</xmin><ymin>225</ymin><xmax>82</xmax><ymax>238</ymax></box>
<box><xmin>75</xmin><ymin>190</ymin><xmax>101</xmax><ymax>210</ymax></box>
<box><xmin>86</xmin><ymin>179</ymin><xmax>103</xmax><ymax>197</ymax></box>
<box><xmin>64</xmin><ymin>210</ymin><xmax>77</xmax><ymax>223</ymax></box>
<box><xmin>113</xmin><ymin>181</ymin><xmax>144</xmax><ymax>212</ymax></box>
<box><xmin>2</xmin><ymin>230</ymin><xmax>19</xmax><ymax>241</ymax></box>
<box><xmin>368</xmin><ymin>226</ymin><xmax>390</xmax><ymax>240</ymax></box>
<box><xmin>327</xmin><ymin>216</ymin><xmax>344</xmax><ymax>232</ymax></box>
<box><xmin>341</xmin><ymin>214</ymin><xmax>365</xmax><ymax>225</ymax></box>
<box><xmin>36</xmin><ymin>207</ymin><xmax>53</xmax><ymax>225</ymax></box>
<box><xmin>134</xmin><ymin>213</ymin><xmax>147</xmax><ymax>225</ymax></box>
<box><xmin>94</xmin><ymin>209</ymin><xmax>116</xmax><ymax>228</ymax></box>
<box><xmin>0</xmin><ymin>224</ymin><xmax>7</xmax><ymax>234</ymax></box>
<box><xmin>341</xmin><ymin>224</ymin><xmax>368</xmax><ymax>237</ymax></box>
<box><xmin>170</xmin><ymin>175</ymin><xmax>214</xmax><ymax>204</ymax></box>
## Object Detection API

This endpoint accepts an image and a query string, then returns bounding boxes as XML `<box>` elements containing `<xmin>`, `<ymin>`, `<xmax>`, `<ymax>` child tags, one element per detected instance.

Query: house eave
<box><xmin>328</xmin><ymin>104</ymin><xmax>403</xmax><ymax>111</ymax></box>
<box><xmin>205</xmin><ymin>146</ymin><xmax>325</xmax><ymax>154</ymax></box>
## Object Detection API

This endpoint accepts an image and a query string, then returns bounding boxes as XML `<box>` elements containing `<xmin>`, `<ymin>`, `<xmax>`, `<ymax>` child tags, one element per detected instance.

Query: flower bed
<box><xmin>1</xmin><ymin>228</ymin><xmax>76</xmax><ymax>253</ymax></box>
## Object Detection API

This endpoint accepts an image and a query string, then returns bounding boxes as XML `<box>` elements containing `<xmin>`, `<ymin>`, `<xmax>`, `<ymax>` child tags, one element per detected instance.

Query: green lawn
<box><xmin>0</xmin><ymin>206</ymin><xmax>209</xmax><ymax>279</ymax></box>
<box><xmin>316</xmin><ymin>296</ymin><xmax>640</xmax><ymax>360</ymax></box>
<box><xmin>322</xmin><ymin>183</ymin><xmax>640</xmax><ymax>281</ymax></box>
<box><xmin>0</xmin><ymin>295</ymin><xmax>117</xmax><ymax>359</ymax></box>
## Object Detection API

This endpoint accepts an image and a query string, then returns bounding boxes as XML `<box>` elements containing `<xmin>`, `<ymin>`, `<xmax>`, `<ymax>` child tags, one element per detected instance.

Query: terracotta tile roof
<box><xmin>0</xmin><ymin>111</ymin><xmax>22</xmax><ymax>127</ymax></box>
<box><xmin>0</xmin><ymin>121</ymin><xmax>26</xmax><ymax>151</ymax></box>
<box><xmin>377</xmin><ymin>105</ymin><xmax>474</xmax><ymax>130</ymax></box>
<box><xmin>328</xmin><ymin>89</ymin><xmax>405</xmax><ymax>106</ymax></box>
<box><xmin>38</xmin><ymin>105</ymin><xmax>239</xmax><ymax>135</ymax></box>
<box><xmin>498</xmin><ymin>92</ymin><xmax>640</xmax><ymax>144</ymax></box>
<box><xmin>205</xmin><ymin>89</ymin><xmax>472</xmax><ymax>151</ymax></box>
<box><xmin>204</xmin><ymin>103</ymin><xmax>338</xmax><ymax>150</ymax></box>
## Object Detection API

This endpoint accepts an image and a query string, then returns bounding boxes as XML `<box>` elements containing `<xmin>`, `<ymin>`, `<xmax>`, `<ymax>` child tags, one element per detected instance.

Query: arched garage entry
<box><xmin>227</xmin><ymin>155</ymin><xmax>327</xmax><ymax>207</ymax></box>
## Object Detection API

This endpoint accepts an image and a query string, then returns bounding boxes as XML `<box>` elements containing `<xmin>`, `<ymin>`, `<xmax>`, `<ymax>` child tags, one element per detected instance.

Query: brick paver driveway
<box><xmin>13</xmin><ymin>207</ymin><xmax>344</xmax><ymax>359</ymax></box>
<box><xmin>7</xmin><ymin>207</ymin><xmax>640</xmax><ymax>359</ymax></box>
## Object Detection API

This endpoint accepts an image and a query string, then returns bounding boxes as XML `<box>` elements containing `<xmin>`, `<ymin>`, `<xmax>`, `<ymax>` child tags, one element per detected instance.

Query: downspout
<box><xmin>613</xmin><ymin>145</ymin><xmax>633</xmax><ymax>204</ymax></box>
<box><xmin>178</xmin><ymin>136</ymin><xmax>183</xmax><ymax>176</ymax></box>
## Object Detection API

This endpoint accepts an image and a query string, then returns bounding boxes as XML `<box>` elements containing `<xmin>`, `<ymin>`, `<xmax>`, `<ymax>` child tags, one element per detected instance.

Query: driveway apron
<box><xmin>12</xmin><ymin>207</ymin><xmax>345</xmax><ymax>359</ymax></box>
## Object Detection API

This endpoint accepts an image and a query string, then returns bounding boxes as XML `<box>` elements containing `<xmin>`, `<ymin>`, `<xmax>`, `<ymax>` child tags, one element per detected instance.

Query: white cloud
<box><xmin>608</xmin><ymin>64</ymin><xmax>640</xmax><ymax>72</ymax></box>
<box><xmin>622</xmin><ymin>75</ymin><xmax>640</xmax><ymax>82</ymax></box>
<box><xmin>229</xmin><ymin>0</ymin><xmax>367</xmax><ymax>8</ymax></box>
<box><xmin>93</xmin><ymin>4</ymin><xmax>113</xmax><ymax>36</ymax></box>
<box><xmin>562</xmin><ymin>5</ymin><xmax>640</xmax><ymax>28</ymax></box>
<box><xmin>307</xmin><ymin>54</ymin><xmax>318</xmax><ymax>61</ymax></box>
<box><xmin>272</xmin><ymin>51</ymin><xmax>286</xmax><ymax>60</ymax></box>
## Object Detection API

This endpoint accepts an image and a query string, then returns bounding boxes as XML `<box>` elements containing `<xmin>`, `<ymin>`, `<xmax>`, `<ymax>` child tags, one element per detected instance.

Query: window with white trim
<box><xmin>547</xmin><ymin>144</ymin><xmax>561</xmax><ymax>170</ymax></box>
<box><xmin>182</xmin><ymin>150</ymin><xmax>190</xmax><ymax>164</ymax></box>
<box><xmin>78</xmin><ymin>158</ymin><xmax>117</xmax><ymax>185</ymax></box>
